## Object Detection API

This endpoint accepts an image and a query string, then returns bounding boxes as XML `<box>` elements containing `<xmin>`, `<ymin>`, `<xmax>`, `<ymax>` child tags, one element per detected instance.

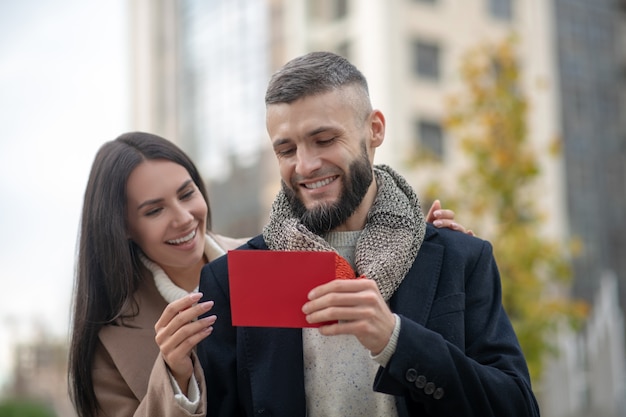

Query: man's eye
<box><xmin>277</xmin><ymin>148</ymin><xmax>295</xmax><ymax>157</ymax></box>
<box><xmin>318</xmin><ymin>137</ymin><xmax>336</xmax><ymax>145</ymax></box>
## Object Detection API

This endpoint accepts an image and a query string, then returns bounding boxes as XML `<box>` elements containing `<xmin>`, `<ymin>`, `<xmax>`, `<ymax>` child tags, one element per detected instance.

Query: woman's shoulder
<box><xmin>210</xmin><ymin>232</ymin><xmax>250</xmax><ymax>251</ymax></box>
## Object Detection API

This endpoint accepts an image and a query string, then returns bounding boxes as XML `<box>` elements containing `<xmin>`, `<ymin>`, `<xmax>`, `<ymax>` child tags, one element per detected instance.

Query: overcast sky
<box><xmin>0</xmin><ymin>0</ymin><xmax>129</xmax><ymax>386</ymax></box>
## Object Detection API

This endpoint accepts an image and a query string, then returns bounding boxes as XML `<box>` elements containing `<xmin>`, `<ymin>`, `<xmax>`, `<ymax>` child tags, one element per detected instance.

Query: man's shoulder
<box><xmin>206</xmin><ymin>234</ymin><xmax>268</xmax><ymax>268</ymax></box>
<box><xmin>423</xmin><ymin>223</ymin><xmax>491</xmax><ymax>256</ymax></box>
<box><xmin>241</xmin><ymin>234</ymin><xmax>268</xmax><ymax>249</ymax></box>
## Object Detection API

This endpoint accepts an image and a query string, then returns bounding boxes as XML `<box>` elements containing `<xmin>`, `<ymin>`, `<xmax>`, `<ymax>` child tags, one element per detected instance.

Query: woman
<box><xmin>68</xmin><ymin>131</ymin><xmax>466</xmax><ymax>417</ymax></box>
<box><xmin>69</xmin><ymin>131</ymin><xmax>247</xmax><ymax>417</ymax></box>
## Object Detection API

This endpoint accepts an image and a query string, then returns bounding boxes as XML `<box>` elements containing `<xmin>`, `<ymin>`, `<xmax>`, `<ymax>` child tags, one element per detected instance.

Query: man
<box><xmin>197</xmin><ymin>51</ymin><xmax>539</xmax><ymax>417</ymax></box>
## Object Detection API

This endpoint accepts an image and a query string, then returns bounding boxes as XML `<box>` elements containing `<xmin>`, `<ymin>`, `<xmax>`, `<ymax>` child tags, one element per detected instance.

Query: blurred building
<box><xmin>129</xmin><ymin>0</ymin><xmax>181</xmax><ymax>147</ymax></box>
<box><xmin>4</xmin><ymin>336</ymin><xmax>75</xmax><ymax>417</ymax></box>
<box><xmin>552</xmin><ymin>0</ymin><xmax>626</xmax><ymax>306</ymax></box>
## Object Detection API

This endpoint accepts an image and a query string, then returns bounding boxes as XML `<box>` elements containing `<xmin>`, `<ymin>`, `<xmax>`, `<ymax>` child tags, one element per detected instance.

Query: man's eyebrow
<box><xmin>272</xmin><ymin>126</ymin><xmax>337</xmax><ymax>148</ymax></box>
<box><xmin>306</xmin><ymin>126</ymin><xmax>334</xmax><ymax>137</ymax></box>
<box><xmin>136</xmin><ymin>179</ymin><xmax>194</xmax><ymax>210</ymax></box>
<box><xmin>272</xmin><ymin>138</ymin><xmax>291</xmax><ymax>149</ymax></box>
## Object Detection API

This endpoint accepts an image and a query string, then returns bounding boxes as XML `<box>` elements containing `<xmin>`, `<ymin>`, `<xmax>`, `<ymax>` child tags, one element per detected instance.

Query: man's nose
<box><xmin>295</xmin><ymin>147</ymin><xmax>322</xmax><ymax>177</ymax></box>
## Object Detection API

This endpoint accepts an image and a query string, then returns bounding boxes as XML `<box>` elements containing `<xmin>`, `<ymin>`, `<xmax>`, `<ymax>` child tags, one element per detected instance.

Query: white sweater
<box><xmin>139</xmin><ymin>234</ymin><xmax>227</xmax><ymax>413</ymax></box>
<box><xmin>303</xmin><ymin>230</ymin><xmax>399</xmax><ymax>417</ymax></box>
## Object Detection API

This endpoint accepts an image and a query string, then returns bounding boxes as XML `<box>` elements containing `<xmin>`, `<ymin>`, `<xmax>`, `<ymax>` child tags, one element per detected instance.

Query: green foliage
<box><xmin>0</xmin><ymin>398</ymin><xmax>57</xmax><ymax>417</ymax></box>
<box><xmin>424</xmin><ymin>36</ymin><xmax>587</xmax><ymax>382</ymax></box>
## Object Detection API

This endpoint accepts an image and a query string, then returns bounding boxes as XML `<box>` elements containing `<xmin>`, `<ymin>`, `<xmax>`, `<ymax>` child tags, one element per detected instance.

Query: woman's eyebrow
<box><xmin>136</xmin><ymin>179</ymin><xmax>194</xmax><ymax>210</ymax></box>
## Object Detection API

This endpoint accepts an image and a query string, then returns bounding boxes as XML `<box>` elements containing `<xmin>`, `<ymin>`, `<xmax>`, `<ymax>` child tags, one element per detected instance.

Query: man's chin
<box><xmin>304</xmin><ymin>199</ymin><xmax>337</xmax><ymax>213</ymax></box>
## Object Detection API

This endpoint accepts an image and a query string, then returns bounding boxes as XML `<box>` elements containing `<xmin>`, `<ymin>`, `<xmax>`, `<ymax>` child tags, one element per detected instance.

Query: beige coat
<box><xmin>92</xmin><ymin>233</ymin><xmax>247</xmax><ymax>417</ymax></box>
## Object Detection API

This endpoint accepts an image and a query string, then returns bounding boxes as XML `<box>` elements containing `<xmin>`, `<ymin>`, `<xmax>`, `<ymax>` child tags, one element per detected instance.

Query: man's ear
<box><xmin>369</xmin><ymin>109</ymin><xmax>385</xmax><ymax>149</ymax></box>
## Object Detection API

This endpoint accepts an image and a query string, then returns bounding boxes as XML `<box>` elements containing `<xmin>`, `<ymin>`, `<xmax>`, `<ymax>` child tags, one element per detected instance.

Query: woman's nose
<box><xmin>171</xmin><ymin>204</ymin><xmax>194</xmax><ymax>228</ymax></box>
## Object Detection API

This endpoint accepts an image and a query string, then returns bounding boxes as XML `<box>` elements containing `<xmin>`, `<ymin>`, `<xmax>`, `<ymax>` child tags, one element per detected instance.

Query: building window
<box><xmin>308</xmin><ymin>0</ymin><xmax>348</xmax><ymax>22</ymax></box>
<box><xmin>489</xmin><ymin>0</ymin><xmax>513</xmax><ymax>21</ymax></box>
<box><xmin>334</xmin><ymin>0</ymin><xmax>348</xmax><ymax>20</ymax></box>
<box><xmin>412</xmin><ymin>40</ymin><xmax>441</xmax><ymax>81</ymax></box>
<box><xmin>416</xmin><ymin>119</ymin><xmax>444</xmax><ymax>159</ymax></box>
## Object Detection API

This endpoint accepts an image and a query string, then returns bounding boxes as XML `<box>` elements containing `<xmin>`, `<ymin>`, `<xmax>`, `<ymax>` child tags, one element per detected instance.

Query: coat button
<box><xmin>405</xmin><ymin>368</ymin><xmax>418</xmax><ymax>382</ymax></box>
<box><xmin>424</xmin><ymin>382</ymin><xmax>436</xmax><ymax>395</ymax></box>
<box><xmin>433</xmin><ymin>387</ymin><xmax>445</xmax><ymax>399</ymax></box>
<box><xmin>415</xmin><ymin>375</ymin><xmax>427</xmax><ymax>389</ymax></box>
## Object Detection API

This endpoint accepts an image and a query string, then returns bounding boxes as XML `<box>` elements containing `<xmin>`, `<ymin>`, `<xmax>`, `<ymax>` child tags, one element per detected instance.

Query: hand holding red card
<box><xmin>228</xmin><ymin>250</ymin><xmax>352</xmax><ymax>328</ymax></box>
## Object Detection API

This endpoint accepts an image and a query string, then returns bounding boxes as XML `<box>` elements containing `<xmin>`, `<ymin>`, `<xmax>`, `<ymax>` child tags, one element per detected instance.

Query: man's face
<box><xmin>282</xmin><ymin>143</ymin><xmax>372</xmax><ymax>234</ymax></box>
<box><xmin>266</xmin><ymin>88</ymin><xmax>384</xmax><ymax>233</ymax></box>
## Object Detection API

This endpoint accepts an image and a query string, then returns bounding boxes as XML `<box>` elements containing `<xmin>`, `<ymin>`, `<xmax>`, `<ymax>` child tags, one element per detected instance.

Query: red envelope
<box><xmin>227</xmin><ymin>250</ymin><xmax>336</xmax><ymax>328</ymax></box>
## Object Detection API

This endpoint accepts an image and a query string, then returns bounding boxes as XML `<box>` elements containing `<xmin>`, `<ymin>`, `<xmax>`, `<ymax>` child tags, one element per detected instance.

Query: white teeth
<box><xmin>304</xmin><ymin>177</ymin><xmax>334</xmax><ymax>189</ymax></box>
<box><xmin>167</xmin><ymin>229</ymin><xmax>196</xmax><ymax>245</ymax></box>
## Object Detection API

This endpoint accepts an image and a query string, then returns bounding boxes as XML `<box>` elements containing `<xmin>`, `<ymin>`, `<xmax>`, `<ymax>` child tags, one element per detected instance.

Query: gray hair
<box><xmin>265</xmin><ymin>51</ymin><xmax>370</xmax><ymax>107</ymax></box>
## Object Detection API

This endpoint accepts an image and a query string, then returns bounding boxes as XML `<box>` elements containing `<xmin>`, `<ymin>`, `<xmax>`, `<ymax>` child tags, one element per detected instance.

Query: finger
<box><xmin>316</xmin><ymin>316</ymin><xmax>376</xmax><ymax>335</ymax></box>
<box><xmin>156</xmin><ymin>292</ymin><xmax>203</xmax><ymax>330</ymax></box>
<box><xmin>157</xmin><ymin>315</ymin><xmax>217</xmax><ymax>353</ymax></box>
<box><xmin>305</xmin><ymin>304</ymin><xmax>376</xmax><ymax>325</ymax></box>
<box><xmin>176</xmin><ymin>300</ymin><xmax>215</xmax><ymax>323</ymax></box>
<box><xmin>303</xmin><ymin>281</ymin><xmax>381</xmax><ymax>318</ymax></box>
<box><xmin>156</xmin><ymin>300</ymin><xmax>215</xmax><ymax>339</ymax></box>
<box><xmin>432</xmin><ymin>219</ymin><xmax>466</xmax><ymax>232</ymax></box>
<box><xmin>425</xmin><ymin>199</ymin><xmax>441</xmax><ymax>223</ymax></box>
<box><xmin>307</xmin><ymin>278</ymin><xmax>374</xmax><ymax>301</ymax></box>
<box><xmin>432</xmin><ymin>208</ymin><xmax>456</xmax><ymax>221</ymax></box>
<box><xmin>160</xmin><ymin>317</ymin><xmax>216</xmax><ymax>375</ymax></box>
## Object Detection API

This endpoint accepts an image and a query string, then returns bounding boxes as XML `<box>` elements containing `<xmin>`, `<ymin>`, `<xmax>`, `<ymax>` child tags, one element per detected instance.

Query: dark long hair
<box><xmin>68</xmin><ymin>131</ymin><xmax>211</xmax><ymax>417</ymax></box>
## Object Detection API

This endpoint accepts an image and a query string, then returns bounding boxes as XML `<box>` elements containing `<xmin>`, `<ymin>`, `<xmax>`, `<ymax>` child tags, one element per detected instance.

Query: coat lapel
<box><xmin>98</xmin><ymin>276</ymin><xmax>166</xmax><ymax>401</ymax></box>
<box><xmin>389</xmin><ymin>227</ymin><xmax>444</xmax><ymax>325</ymax></box>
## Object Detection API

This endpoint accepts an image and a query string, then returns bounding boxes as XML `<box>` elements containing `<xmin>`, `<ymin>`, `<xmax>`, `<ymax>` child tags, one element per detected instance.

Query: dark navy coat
<box><xmin>197</xmin><ymin>224</ymin><xmax>540</xmax><ymax>417</ymax></box>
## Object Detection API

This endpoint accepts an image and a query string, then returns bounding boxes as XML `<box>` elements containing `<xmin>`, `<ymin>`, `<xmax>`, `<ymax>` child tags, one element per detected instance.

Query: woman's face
<box><xmin>126</xmin><ymin>159</ymin><xmax>207</xmax><ymax>279</ymax></box>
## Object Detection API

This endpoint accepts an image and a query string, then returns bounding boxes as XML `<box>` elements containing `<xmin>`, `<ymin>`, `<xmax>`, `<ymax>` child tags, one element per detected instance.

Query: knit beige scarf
<box><xmin>263</xmin><ymin>164</ymin><xmax>425</xmax><ymax>301</ymax></box>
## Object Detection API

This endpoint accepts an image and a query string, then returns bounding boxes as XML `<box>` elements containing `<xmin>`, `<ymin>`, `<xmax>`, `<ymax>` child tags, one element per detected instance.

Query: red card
<box><xmin>227</xmin><ymin>250</ymin><xmax>336</xmax><ymax>328</ymax></box>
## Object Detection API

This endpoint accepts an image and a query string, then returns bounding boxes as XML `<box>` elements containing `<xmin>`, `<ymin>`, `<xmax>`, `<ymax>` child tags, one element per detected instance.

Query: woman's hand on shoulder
<box><xmin>154</xmin><ymin>292</ymin><xmax>216</xmax><ymax>394</ymax></box>
<box><xmin>426</xmin><ymin>199</ymin><xmax>474</xmax><ymax>236</ymax></box>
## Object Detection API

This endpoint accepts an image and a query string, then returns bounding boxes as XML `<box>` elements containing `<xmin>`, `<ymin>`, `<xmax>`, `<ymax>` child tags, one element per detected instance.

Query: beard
<box><xmin>283</xmin><ymin>142</ymin><xmax>373</xmax><ymax>235</ymax></box>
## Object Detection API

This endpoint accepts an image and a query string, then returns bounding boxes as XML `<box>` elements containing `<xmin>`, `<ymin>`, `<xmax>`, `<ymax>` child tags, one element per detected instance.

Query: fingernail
<box><xmin>201</xmin><ymin>315</ymin><xmax>216</xmax><ymax>323</ymax></box>
<box><xmin>433</xmin><ymin>220</ymin><xmax>442</xmax><ymax>227</ymax></box>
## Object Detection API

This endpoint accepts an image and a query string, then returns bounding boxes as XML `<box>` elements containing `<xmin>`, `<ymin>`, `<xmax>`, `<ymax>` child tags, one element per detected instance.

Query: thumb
<box><xmin>426</xmin><ymin>199</ymin><xmax>441</xmax><ymax>223</ymax></box>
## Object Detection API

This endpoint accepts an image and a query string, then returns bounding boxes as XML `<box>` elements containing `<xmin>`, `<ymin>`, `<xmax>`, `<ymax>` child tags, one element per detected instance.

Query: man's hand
<box><xmin>302</xmin><ymin>278</ymin><xmax>395</xmax><ymax>355</ymax></box>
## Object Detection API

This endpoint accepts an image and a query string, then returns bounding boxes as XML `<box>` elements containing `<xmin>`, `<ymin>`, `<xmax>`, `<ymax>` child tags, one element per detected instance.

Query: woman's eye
<box><xmin>181</xmin><ymin>190</ymin><xmax>195</xmax><ymax>200</ymax></box>
<box><xmin>145</xmin><ymin>207</ymin><xmax>162</xmax><ymax>216</ymax></box>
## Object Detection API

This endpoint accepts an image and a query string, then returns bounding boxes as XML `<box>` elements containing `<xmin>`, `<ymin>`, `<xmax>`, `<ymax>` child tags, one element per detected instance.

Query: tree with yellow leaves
<box><xmin>422</xmin><ymin>36</ymin><xmax>587</xmax><ymax>382</ymax></box>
